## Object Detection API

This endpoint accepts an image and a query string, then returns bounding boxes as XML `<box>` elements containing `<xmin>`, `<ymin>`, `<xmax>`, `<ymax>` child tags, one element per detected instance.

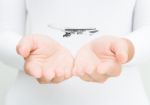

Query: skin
<box><xmin>16</xmin><ymin>35</ymin><xmax>74</xmax><ymax>84</ymax></box>
<box><xmin>73</xmin><ymin>36</ymin><xmax>134</xmax><ymax>83</ymax></box>
<box><xmin>17</xmin><ymin>35</ymin><xmax>134</xmax><ymax>84</ymax></box>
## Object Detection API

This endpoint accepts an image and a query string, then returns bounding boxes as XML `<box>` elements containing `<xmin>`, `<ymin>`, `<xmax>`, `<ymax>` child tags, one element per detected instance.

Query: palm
<box><xmin>18</xmin><ymin>35</ymin><xmax>74</xmax><ymax>84</ymax></box>
<box><xmin>73</xmin><ymin>38</ymin><xmax>122</xmax><ymax>82</ymax></box>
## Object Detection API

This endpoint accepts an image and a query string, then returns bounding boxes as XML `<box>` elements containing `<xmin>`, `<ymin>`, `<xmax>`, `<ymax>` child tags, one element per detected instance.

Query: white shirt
<box><xmin>0</xmin><ymin>0</ymin><xmax>150</xmax><ymax>105</ymax></box>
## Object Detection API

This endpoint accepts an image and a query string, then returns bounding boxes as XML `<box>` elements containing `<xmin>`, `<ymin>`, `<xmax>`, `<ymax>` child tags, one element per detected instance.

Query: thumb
<box><xmin>112</xmin><ymin>39</ymin><xmax>129</xmax><ymax>64</ymax></box>
<box><xmin>16</xmin><ymin>36</ymin><xmax>36</xmax><ymax>58</ymax></box>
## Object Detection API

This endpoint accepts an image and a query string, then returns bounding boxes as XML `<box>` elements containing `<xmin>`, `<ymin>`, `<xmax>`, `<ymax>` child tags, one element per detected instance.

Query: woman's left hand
<box><xmin>73</xmin><ymin>36</ymin><xmax>134</xmax><ymax>83</ymax></box>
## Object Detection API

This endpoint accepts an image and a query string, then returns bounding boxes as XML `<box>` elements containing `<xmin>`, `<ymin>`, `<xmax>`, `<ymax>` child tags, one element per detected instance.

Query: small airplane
<box><xmin>63</xmin><ymin>28</ymin><xmax>99</xmax><ymax>37</ymax></box>
<box><xmin>48</xmin><ymin>25</ymin><xmax>99</xmax><ymax>37</ymax></box>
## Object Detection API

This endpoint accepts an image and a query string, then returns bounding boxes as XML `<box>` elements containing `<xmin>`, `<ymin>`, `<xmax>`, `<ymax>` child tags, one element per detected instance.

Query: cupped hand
<box><xmin>73</xmin><ymin>36</ymin><xmax>134</xmax><ymax>83</ymax></box>
<box><xmin>17</xmin><ymin>35</ymin><xmax>74</xmax><ymax>84</ymax></box>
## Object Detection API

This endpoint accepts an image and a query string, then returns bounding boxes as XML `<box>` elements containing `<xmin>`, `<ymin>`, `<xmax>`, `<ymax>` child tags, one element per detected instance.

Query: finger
<box><xmin>72</xmin><ymin>57</ymin><xmax>83</xmax><ymax>76</ymax></box>
<box><xmin>85</xmin><ymin>65</ymin><xmax>107</xmax><ymax>83</ymax></box>
<box><xmin>73</xmin><ymin>65</ymin><xmax>93</xmax><ymax>82</ymax></box>
<box><xmin>78</xmin><ymin>67</ymin><xmax>93</xmax><ymax>82</ymax></box>
<box><xmin>72</xmin><ymin>67</ymin><xmax>78</xmax><ymax>76</ymax></box>
<box><xmin>17</xmin><ymin>36</ymin><xmax>36</xmax><ymax>58</ymax></box>
<box><xmin>37</xmin><ymin>77</ymin><xmax>51</xmax><ymax>84</ymax></box>
<box><xmin>80</xmin><ymin>74</ymin><xmax>93</xmax><ymax>82</ymax></box>
<box><xmin>72</xmin><ymin>61</ymin><xmax>78</xmax><ymax>76</ymax></box>
<box><xmin>50</xmin><ymin>68</ymin><xmax>65</xmax><ymax>83</ymax></box>
<box><xmin>112</xmin><ymin>40</ymin><xmax>129</xmax><ymax>64</ymax></box>
<box><xmin>37</xmin><ymin>68</ymin><xmax>55</xmax><ymax>84</ymax></box>
<box><xmin>72</xmin><ymin>66</ymin><xmax>85</xmax><ymax>76</ymax></box>
<box><xmin>24</xmin><ymin>61</ymin><xmax>42</xmax><ymax>78</ymax></box>
<box><xmin>64</xmin><ymin>68</ymin><xmax>72</xmax><ymax>79</ymax></box>
<box><xmin>97</xmin><ymin>61</ymin><xmax>121</xmax><ymax>77</ymax></box>
<box><xmin>43</xmin><ymin>68</ymin><xmax>55</xmax><ymax>81</ymax></box>
<box><xmin>64</xmin><ymin>61</ymin><xmax>74</xmax><ymax>79</ymax></box>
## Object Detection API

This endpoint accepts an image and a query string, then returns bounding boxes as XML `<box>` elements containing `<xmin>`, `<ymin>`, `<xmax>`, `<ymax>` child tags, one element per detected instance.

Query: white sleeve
<box><xmin>0</xmin><ymin>0</ymin><xmax>26</xmax><ymax>70</ymax></box>
<box><xmin>124</xmin><ymin>0</ymin><xmax>150</xmax><ymax>66</ymax></box>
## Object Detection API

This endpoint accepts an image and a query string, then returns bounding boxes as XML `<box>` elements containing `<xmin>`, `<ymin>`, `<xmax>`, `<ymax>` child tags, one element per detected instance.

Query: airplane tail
<box><xmin>48</xmin><ymin>24</ymin><xmax>65</xmax><ymax>32</ymax></box>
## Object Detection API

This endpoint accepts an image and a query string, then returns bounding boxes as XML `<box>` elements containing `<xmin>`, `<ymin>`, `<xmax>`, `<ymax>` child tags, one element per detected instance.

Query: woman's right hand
<box><xmin>16</xmin><ymin>35</ymin><xmax>74</xmax><ymax>84</ymax></box>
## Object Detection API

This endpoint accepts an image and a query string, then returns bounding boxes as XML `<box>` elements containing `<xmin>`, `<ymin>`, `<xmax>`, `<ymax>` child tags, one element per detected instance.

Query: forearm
<box><xmin>123</xmin><ymin>0</ymin><xmax>150</xmax><ymax>66</ymax></box>
<box><xmin>0</xmin><ymin>32</ymin><xmax>24</xmax><ymax>70</ymax></box>
<box><xmin>0</xmin><ymin>0</ymin><xmax>26</xmax><ymax>70</ymax></box>
<box><xmin>124</xmin><ymin>26</ymin><xmax>150</xmax><ymax>66</ymax></box>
